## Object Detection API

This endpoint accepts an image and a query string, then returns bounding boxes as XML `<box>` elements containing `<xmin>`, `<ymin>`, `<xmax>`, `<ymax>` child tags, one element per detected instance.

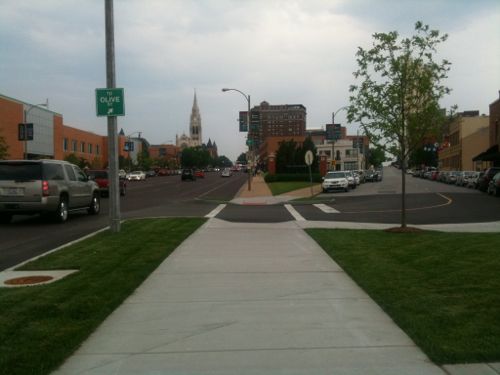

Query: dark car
<box><xmin>87</xmin><ymin>169</ymin><xmax>126</xmax><ymax>197</ymax></box>
<box><xmin>181</xmin><ymin>169</ymin><xmax>196</xmax><ymax>181</ymax></box>
<box><xmin>478</xmin><ymin>167</ymin><xmax>500</xmax><ymax>192</ymax></box>
<box><xmin>487</xmin><ymin>172</ymin><xmax>500</xmax><ymax>196</ymax></box>
<box><xmin>364</xmin><ymin>170</ymin><xmax>376</xmax><ymax>182</ymax></box>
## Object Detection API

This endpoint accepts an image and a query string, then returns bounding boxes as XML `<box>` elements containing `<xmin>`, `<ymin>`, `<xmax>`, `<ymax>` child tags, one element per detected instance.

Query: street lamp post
<box><xmin>23</xmin><ymin>101</ymin><xmax>48</xmax><ymax>159</ymax></box>
<box><xmin>222</xmin><ymin>88</ymin><xmax>252</xmax><ymax>191</ymax></box>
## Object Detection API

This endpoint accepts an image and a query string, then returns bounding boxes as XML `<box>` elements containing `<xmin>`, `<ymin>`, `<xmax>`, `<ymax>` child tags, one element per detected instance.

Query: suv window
<box><xmin>43</xmin><ymin>163</ymin><xmax>65</xmax><ymax>180</ymax></box>
<box><xmin>64</xmin><ymin>164</ymin><xmax>77</xmax><ymax>181</ymax></box>
<box><xmin>0</xmin><ymin>162</ymin><xmax>42</xmax><ymax>181</ymax></box>
<box><xmin>73</xmin><ymin>166</ymin><xmax>88</xmax><ymax>182</ymax></box>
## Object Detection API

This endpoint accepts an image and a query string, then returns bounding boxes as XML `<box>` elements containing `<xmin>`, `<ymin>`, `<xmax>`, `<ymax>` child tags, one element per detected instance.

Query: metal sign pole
<box><xmin>105</xmin><ymin>0</ymin><xmax>121</xmax><ymax>232</ymax></box>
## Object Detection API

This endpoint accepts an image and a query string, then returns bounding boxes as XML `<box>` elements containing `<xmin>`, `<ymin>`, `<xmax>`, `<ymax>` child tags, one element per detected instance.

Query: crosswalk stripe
<box><xmin>284</xmin><ymin>204</ymin><xmax>306</xmax><ymax>221</ymax></box>
<box><xmin>205</xmin><ymin>204</ymin><xmax>226</xmax><ymax>218</ymax></box>
<box><xmin>314</xmin><ymin>203</ymin><xmax>340</xmax><ymax>213</ymax></box>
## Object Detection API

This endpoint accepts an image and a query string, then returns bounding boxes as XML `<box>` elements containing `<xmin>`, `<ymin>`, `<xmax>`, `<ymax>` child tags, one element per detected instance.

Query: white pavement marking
<box><xmin>285</xmin><ymin>204</ymin><xmax>306</xmax><ymax>221</ymax></box>
<box><xmin>314</xmin><ymin>203</ymin><xmax>340</xmax><ymax>214</ymax></box>
<box><xmin>205</xmin><ymin>204</ymin><xmax>227</xmax><ymax>218</ymax></box>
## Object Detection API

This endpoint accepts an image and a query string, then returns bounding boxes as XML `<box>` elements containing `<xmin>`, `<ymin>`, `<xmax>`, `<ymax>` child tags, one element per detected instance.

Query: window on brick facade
<box><xmin>96</xmin><ymin>145</ymin><xmax>100</xmax><ymax>155</ymax></box>
<box><xmin>72</xmin><ymin>140</ymin><xmax>77</xmax><ymax>152</ymax></box>
<box><xmin>80</xmin><ymin>142</ymin><xmax>85</xmax><ymax>153</ymax></box>
<box><xmin>88</xmin><ymin>144</ymin><xmax>93</xmax><ymax>154</ymax></box>
<box><xmin>63</xmin><ymin>138</ymin><xmax>68</xmax><ymax>151</ymax></box>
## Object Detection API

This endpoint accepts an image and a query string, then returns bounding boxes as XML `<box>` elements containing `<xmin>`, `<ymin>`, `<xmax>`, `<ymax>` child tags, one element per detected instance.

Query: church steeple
<box><xmin>190</xmin><ymin>90</ymin><xmax>202</xmax><ymax>146</ymax></box>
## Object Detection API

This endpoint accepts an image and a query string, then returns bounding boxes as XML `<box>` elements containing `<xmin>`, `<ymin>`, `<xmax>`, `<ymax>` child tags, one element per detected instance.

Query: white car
<box><xmin>221</xmin><ymin>168</ymin><xmax>232</xmax><ymax>177</ymax></box>
<box><xmin>126</xmin><ymin>170</ymin><xmax>146</xmax><ymax>181</ymax></box>
<box><xmin>345</xmin><ymin>170</ymin><xmax>357</xmax><ymax>189</ymax></box>
<box><xmin>322</xmin><ymin>171</ymin><xmax>349</xmax><ymax>193</ymax></box>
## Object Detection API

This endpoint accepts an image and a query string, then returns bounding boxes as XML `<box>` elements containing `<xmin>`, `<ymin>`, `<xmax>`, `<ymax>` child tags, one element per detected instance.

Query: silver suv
<box><xmin>0</xmin><ymin>159</ymin><xmax>101</xmax><ymax>223</ymax></box>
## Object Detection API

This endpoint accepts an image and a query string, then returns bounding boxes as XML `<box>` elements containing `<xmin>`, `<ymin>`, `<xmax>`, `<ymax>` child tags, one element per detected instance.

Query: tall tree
<box><xmin>347</xmin><ymin>21</ymin><xmax>452</xmax><ymax>228</ymax></box>
<box><xmin>368</xmin><ymin>146</ymin><xmax>387</xmax><ymax>168</ymax></box>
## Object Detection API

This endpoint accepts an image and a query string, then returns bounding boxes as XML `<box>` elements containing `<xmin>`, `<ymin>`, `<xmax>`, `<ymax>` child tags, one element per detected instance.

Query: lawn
<box><xmin>306</xmin><ymin>228</ymin><xmax>500</xmax><ymax>365</ymax></box>
<box><xmin>0</xmin><ymin>218</ymin><xmax>206</xmax><ymax>375</ymax></box>
<box><xmin>268</xmin><ymin>181</ymin><xmax>319</xmax><ymax>196</ymax></box>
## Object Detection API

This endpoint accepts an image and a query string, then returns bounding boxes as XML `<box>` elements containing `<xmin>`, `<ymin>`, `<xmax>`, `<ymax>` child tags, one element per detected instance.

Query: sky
<box><xmin>1</xmin><ymin>0</ymin><xmax>499</xmax><ymax>161</ymax></box>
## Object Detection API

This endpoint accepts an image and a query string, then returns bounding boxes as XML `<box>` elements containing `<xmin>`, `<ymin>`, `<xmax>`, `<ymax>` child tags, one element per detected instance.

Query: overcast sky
<box><xmin>1</xmin><ymin>0</ymin><xmax>499</xmax><ymax>160</ymax></box>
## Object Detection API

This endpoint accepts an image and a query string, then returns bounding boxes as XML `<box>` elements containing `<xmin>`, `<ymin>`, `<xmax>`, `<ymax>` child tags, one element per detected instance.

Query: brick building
<box><xmin>0</xmin><ymin>93</ymin><xmax>130</xmax><ymax>167</ymax></box>
<box><xmin>473</xmin><ymin>91</ymin><xmax>500</xmax><ymax>167</ymax></box>
<box><xmin>439</xmin><ymin>111</ymin><xmax>490</xmax><ymax>171</ymax></box>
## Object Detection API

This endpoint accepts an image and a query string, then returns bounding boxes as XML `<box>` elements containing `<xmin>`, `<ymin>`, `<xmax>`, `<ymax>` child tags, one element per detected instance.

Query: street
<box><xmin>1</xmin><ymin>167</ymin><xmax>499</xmax><ymax>271</ymax></box>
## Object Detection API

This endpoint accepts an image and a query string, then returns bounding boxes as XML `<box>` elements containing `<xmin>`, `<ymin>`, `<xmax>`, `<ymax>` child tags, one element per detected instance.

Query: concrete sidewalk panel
<box><xmin>53</xmin><ymin>347</ymin><xmax>444</xmax><ymax>375</ymax></box>
<box><xmin>52</xmin><ymin>219</ymin><xmax>446</xmax><ymax>375</ymax></box>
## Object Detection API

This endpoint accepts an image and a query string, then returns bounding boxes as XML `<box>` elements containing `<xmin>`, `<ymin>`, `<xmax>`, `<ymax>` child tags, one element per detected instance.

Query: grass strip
<box><xmin>0</xmin><ymin>218</ymin><xmax>206</xmax><ymax>375</ymax></box>
<box><xmin>268</xmin><ymin>181</ymin><xmax>319</xmax><ymax>196</ymax></box>
<box><xmin>306</xmin><ymin>228</ymin><xmax>500</xmax><ymax>364</ymax></box>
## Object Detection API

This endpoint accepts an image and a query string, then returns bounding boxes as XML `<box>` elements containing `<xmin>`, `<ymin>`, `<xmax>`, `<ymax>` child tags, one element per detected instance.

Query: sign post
<box><xmin>305</xmin><ymin>150</ymin><xmax>314</xmax><ymax>197</ymax></box>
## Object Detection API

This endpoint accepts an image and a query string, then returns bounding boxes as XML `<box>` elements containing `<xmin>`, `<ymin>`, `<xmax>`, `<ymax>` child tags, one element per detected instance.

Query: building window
<box><xmin>63</xmin><ymin>138</ymin><xmax>68</xmax><ymax>152</ymax></box>
<box><xmin>72</xmin><ymin>140</ymin><xmax>77</xmax><ymax>152</ymax></box>
<box><xmin>88</xmin><ymin>143</ymin><xmax>93</xmax><ymax>154</ymax></box>
<box><xmin>80</xmin><ymin>142</ymin><xmax>85</xmax><ymax>153</ymax></box>
<box><xmin>96</xmin><ymin>145</ymin><xmax>100</xmax><ymax>155</ymax></box>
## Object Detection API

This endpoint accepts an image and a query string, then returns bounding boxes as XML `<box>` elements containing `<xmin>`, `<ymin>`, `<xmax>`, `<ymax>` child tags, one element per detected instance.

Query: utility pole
<box><xmin>105</xmin><ymin>0</ymin><xmax>121</xmax><ymax>232</ymax></box>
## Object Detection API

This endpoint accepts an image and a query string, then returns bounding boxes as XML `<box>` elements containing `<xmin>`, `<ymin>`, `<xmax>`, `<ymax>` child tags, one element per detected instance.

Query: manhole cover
<box><xmin>4</xmin><ymin>275</ymin><xmax>54</xmax><ymax>285</ymax></box>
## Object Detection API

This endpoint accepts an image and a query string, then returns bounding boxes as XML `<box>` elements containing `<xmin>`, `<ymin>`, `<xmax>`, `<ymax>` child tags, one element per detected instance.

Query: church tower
<box><xmin>189</xmin><ymin>91</ymin><xmax>202</xmax><ymax>146</ymax></box>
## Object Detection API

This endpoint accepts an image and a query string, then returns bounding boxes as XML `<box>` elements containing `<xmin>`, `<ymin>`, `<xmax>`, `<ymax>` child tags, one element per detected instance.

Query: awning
<box><xmin>472</xmin><ymin>144</ymin><xmax>500</xmax><ymax>162</ymax></box>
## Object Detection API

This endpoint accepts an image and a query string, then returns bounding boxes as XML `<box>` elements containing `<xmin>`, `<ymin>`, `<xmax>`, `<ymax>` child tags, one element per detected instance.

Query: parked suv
<box><xmin>0</xmin><ymin>160</ymin><xmax>101</xmax><ymax>223</ymax></box>
<box><xmin>478</xmin><ymin>167</ymin><xmax>500</xmax><ymax>192</ymax></box>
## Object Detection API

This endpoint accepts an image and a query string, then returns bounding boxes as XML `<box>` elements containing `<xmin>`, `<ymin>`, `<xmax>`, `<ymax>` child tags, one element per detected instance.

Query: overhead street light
<box><xmin>221</xmin><ymin>87</ymin><xmax>252</xmax><ymax>191</ymax></box>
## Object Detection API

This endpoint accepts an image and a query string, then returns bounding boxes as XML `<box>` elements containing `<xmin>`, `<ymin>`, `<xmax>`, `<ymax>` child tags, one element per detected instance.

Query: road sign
<box><xmin>305</xmin><ymin>150</ymin><xmax>314</xmax><ymax>166</ymax></box>
<box><xmin>96</xmin><ymin>88</ymin><xmax>125</xmax><ymax>116</ymax></box>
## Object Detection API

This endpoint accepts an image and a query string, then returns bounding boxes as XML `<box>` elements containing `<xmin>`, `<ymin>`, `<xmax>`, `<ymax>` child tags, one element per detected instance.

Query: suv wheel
<box><xmin>54</xmin><ymin>197</ymin><xmax>69</xmax><ymax>223</ymax></box>
<box><xmin>88</xmin><ymin>193</ymin><xmax>100</xmax><ymax>215</ymax></box>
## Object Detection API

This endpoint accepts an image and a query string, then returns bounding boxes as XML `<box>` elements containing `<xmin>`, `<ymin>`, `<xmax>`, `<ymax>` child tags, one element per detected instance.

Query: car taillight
<box><xmin>42</xmin><ymin>180</ymin><xmax>50</xmax><ymax>196</ymax></box>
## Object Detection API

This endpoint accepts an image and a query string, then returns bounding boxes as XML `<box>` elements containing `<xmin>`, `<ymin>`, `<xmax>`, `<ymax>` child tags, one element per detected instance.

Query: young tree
<box><xmin>347</xmin><ymin>21</ymin><xmax>452</xmax><ymax>228</ymax></box>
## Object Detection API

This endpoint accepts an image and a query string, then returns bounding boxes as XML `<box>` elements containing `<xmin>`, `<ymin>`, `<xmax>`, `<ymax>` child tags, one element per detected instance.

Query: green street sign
<box><xmin>96</xmin><ymin>88</ymin><xmax>125</xmax><ymax>116</ymax></box>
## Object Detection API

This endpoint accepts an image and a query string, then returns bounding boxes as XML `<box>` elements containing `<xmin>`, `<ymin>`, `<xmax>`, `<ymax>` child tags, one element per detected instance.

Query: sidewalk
<box><xmin>51</xmin><ymin>177</ymin><xmax>499</xmax><ymax>374</ymax></box>
<box><xmin>231</xmin><ymin>174</ymin><xmax>323</xmax><ymax>205</ymax></box>
<box><xmin>53</xmin><ymin>219</ymin><xmax>446</xmax><ymax>375</ymax></box>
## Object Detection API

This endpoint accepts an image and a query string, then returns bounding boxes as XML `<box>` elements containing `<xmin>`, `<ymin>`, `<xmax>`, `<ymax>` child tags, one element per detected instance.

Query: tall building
<box><xmin>176</xmin><ymin>91</ymin><xmax>202</xmax><ymax>149</ymax></box>
<box><xmin>439</xmin><ymin>111</ymin><xmax>490</xmax><ymax>171</ymax></box>
<box><xmin>250</xmin><ymin>101</ymin><xmax>306</xmax><ymax>161</ymax></box>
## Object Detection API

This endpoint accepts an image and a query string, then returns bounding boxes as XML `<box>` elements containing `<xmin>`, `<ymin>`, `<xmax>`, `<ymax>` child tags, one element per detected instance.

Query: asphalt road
<box><xmin>1</xmin><ymin>167</ymin><xmax>499</xmax><ymax>271</ymax></box>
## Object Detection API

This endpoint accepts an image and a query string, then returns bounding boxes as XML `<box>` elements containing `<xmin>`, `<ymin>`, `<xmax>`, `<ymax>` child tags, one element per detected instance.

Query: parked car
<box><xmin>345</xmin><ymin>170</ymin><xmax>356</xmax><ymax>189</ymax></box>
<box><xmin>364</xmin><ymin>169</ymin><xmax>377</xmax><ymax>182</ymax></box>
<box><xmin>118</xmin><ymin>169</ymin><xmax>127</xmax><ymax>179</ymax></box>
<box><xmin>357</xmin><ymin>170</ymin><xmax>366</xmax><ymax>183</ymax></box>
<box><xmin>181</xmin><ymin>168</ymin><xmax>196</xmax><ymax>181</ymax></box>
<box><xmin>0</xmin><ymin>159</ymin><xmax>100</xmax><ymax>223</ymax></box>
<box><xmin>322</xmin><ymin>171</ymin><xmax>349</xmax><ymax>193</ymax></box>
<box><xmin>194</xmin><ymin>169</ymin><xmax>205</xmax><ymax>178</ymax></box>
<box><xmin>221</xmin><ymin>168</ymin><xmax>232</xmax><ymax>177</ymax></box>
<box><xmin>146</xmin><ymin>170</ymin><xmax>157</xmax><ymax>178</ymax></box>
<box><xmin>487</xmin><ymin>172</ymin><xmax>500</xmax><ymax>196</ymax></box>
<box><xmin>87</xmin><ymin>169</ymin><xmax>126</xmax><ymax>197</ymax></box>
<box><xmin>478</xmin><ymin>167</ymin><xmax>500</xmax><ymax>192</ymax></box>
<box><xmin>126</xmin><ymin>170</ymin><xmax>146</xmax><ymax>181</ymax></box>
<box><xmin>456</xmin><ymin>171</ymin><xmax>475</xmax><ymax>186</ymax></box>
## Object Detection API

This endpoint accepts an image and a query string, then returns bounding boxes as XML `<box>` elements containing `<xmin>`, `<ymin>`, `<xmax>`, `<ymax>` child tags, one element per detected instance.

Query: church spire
<box><xmin>189</xmin><ymin>89</ymin><xmax>202</xmax><ymax>146</ymax></box>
